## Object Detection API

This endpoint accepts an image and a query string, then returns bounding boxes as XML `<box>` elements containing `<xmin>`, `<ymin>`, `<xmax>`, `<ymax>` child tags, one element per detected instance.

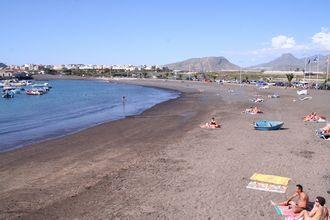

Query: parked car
<box><xmin>275</xmin><ymin>82</ymin><xmax>285</xmax><ymax>87</ymax></box>
<box><xmin>317</xmin><ymin>82</ymin><xmax>330</xmax><ymax>90</ymax></box>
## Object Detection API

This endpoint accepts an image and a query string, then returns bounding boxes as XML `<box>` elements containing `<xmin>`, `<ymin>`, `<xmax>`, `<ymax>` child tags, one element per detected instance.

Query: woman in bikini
<box><xmin>296</xmin><ymin>196</ymin><xmax>329</xmax><ymax>220</ymax></box>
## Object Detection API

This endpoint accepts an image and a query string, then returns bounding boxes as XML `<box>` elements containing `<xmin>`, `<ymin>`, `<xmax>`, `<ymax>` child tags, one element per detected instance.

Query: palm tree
<box><xmin>286</xmin><ymin>73</ymin><xmax>294</xmax><ymax>86</ymax></box>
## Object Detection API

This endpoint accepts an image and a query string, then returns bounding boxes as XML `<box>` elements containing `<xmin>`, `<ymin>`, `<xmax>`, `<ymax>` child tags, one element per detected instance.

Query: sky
<box><xmin>1</xmin><ymin>0</ymin><xmax>330</xmax><ymax>66</ymax></box>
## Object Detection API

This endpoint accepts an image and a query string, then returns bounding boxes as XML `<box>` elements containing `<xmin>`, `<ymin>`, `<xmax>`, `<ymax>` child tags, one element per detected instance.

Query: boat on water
<box><xmin>32</xmin><ymin>82</ymin><xmax>52</xmax><ymax>89</ymax></box>
<box><xmin>254</xmin><ymin>120</ymin><xmax>284</xmax><ymax>131</ymax></box>
<box><xmin>2</xmin><ymin>86</ymin><xmax>16</xmax><ymax>91</ymax></box>
<box><xmin>26</xmin><ymin>89</ymin><xmax>45</xmax><ymax>95</ymax></box>
<box><xmin>2</xmin><ymin>90</ymin><xmax>15</xmax><ymax>98</ymax></box>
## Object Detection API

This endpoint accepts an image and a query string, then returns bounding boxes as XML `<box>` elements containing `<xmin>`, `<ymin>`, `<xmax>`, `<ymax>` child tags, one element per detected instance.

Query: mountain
<box><xmin>0</xmin><ymin>63</ymin><xmax>7</xmax><ymax>68</ymax></box>
<box><xmin>250</xmin><ymin>53</ymin><xmax>304</xmax><ymax>71</ymax></box>
<box><xmin>250</xmin><ymin>53</ymin><xmax>330</xmax><ymax>72</ymax></box>
<box><xmin>164</xmin><ymin>56</ymin><xmax>240</xmax><ymax>72</ymax></box>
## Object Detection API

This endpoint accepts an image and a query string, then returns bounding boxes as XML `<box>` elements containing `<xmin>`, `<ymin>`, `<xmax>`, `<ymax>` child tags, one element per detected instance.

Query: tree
<box><xmin>142</xmin><ymin>72</ymin><xmax>148</xmax><ymax>78</ymax></box>
<box><xmin>286</xmin><ymin>73</ymin><xmax>294</xmax><ymax>86</ymax></box>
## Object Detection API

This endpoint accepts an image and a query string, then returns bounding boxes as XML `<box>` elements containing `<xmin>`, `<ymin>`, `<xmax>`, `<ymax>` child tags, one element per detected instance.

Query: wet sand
<box><xmin>0</xmin><ymin>79</ymin><xmax>329</xmax><ymax>219</ymax></box>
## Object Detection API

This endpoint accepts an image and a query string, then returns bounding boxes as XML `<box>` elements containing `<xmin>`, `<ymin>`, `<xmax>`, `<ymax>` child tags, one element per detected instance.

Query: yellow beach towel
<box><xmin>250</xmin><ymin>173</ymin><xmax>290</xmax><ymax>186</ymax></box>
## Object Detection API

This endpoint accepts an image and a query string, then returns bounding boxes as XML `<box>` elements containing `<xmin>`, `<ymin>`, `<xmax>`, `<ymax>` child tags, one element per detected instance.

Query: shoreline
<box><xmin>0</xmin><ymin>79</ymin><xmax>181</xmax><ymax>154</ymax></box>
<box><xmin>0</xmin><ymin>79</ymin><xmax>329</xmax><ymax>219</ymax></box>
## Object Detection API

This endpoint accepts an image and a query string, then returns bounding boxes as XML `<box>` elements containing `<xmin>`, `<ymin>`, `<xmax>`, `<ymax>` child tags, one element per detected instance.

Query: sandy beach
<box><xmin>0</xmin><ymin>79</ymin><xmax>329</xmax><ymax>219</ymax></box>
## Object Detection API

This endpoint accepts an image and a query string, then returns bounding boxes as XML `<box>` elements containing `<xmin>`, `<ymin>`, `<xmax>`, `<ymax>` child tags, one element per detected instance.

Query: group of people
<box><xmin>272</xmin><ymin>184</ymin><xmax>329</xmax><ymax>220</ymax></box>
<box><xmin>303</xmin><ymin>112</ymin><xmax>326</xmax><ymax>122</ymax></box>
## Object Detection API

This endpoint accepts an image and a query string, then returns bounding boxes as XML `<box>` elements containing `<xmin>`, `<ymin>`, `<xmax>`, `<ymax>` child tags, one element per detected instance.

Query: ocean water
<box><xmin>0</xmin><ymin>80</ymin><xmax>179</xmax><ymax>152</ymax></box>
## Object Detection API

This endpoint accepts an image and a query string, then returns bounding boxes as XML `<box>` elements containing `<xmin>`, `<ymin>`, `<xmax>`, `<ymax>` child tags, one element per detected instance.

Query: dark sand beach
<box><xmin>0</xmin><ymin>79</ymin><xmax>329</xmax><ymax>219</ymax></box>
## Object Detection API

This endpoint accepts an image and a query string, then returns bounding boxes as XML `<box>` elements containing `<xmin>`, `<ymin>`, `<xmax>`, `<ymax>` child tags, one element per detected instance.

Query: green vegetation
<box><xmin>286</xmin><ymin>73</ymin><xmax>294</xmax><ymax>86</ymax></box>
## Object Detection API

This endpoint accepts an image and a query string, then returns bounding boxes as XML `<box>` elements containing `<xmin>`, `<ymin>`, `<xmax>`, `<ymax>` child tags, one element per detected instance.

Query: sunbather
<box><xmin>244</xmin><ymin>106</ymin><xmax>263</xmax><ymax>114</ymax></box>
<box><xmin>200</xmin><ymin>117</ymin><xmax>221</xmax><ymax>128</ymax></box>
<box><xmin>304</xmin><ymin>112</ymin><xmax>326</xmax><ymax>122</ymax></box>
<box><xmin>320</xmin><ymin>124</ymin><xmax>330</xmax><ymax>134</ymax></box>
<box><xmin>272</xmin><ymin>184</ymin><xmax>309</xmax><ymax>214</ymax></box>
<box><xmin>295</xmin><ymin>197</ymin><xmax>329</xmax><ymax>220</ymax></box>
<box><xmin>250</xmin><ymin>97</ymin><xmax>264</xmax><ymax>103</ymax></box>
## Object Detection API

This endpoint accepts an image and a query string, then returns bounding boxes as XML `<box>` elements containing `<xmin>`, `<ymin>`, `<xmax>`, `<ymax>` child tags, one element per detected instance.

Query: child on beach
<box><xmin>200</xmin><ymin>117</ymin><xmax>221</xmax><ymax>129</ymax></box>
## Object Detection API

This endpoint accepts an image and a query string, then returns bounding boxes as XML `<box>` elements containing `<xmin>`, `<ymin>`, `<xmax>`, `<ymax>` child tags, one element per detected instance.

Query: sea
<box><xmin>0</xmin><ymin>80</ymin><xmax>179</xmax><ymax>152</ymax></box>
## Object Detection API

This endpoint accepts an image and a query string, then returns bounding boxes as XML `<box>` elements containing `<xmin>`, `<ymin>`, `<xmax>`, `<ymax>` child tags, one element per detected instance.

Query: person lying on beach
<box><xmin>250</xmin><ymin>97</ymin><xmax>264</xmax><ymax>103</ymax></box>
<box><xmin>272</xmin><ymin>184</ymin><xmax>309</xmax><ymax>214</ymax></box>
<box><xmin>295</xmin><ymin>196</ymin><xmax>329</xmax><ymax>220</ymax></box>
<box><xmin>320</xmin><ymin>124</ymin><xmax>330</xmax><ymax>134</ymax></box>
<box><xmin>243</xmin><ymin>106</ymin><xmax>263</xmax><ymax>114</ymax></box>
<box><xmin>200</xmin><ymin>117</ymin><xmax>221</xmax><ymax>129</ymax></box>
<box><xmin>303</xmin><ymin>112</ymin><xmax>326</xmax><ymax>122</ymax></box>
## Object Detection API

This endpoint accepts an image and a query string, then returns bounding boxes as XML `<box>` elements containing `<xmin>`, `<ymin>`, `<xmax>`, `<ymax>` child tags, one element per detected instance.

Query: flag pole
<box><xmin>316</xmin><ymin>55</ymin><xmax>319</xmax><ymax>89</ymax></box>
<box><xmin>327</xmin><ymin>55</ymin><xmax>329</xmax><ymax>90</ymax></box>
<box><xmin>304</xmin><ymin>56</ymin><xmax>306</xmax><ymax>82</ymax></box>
<box><xmin>309</xmin><ymin>57</ymin><xmax>311</xmax><ymax>83</ymax></box>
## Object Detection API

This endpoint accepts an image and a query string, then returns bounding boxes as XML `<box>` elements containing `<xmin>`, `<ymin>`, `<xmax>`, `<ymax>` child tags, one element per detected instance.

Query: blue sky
<box><xmin>1</xmin><ymin>0</ymin><xmax>329</xmax><ymax>66</ymax></box>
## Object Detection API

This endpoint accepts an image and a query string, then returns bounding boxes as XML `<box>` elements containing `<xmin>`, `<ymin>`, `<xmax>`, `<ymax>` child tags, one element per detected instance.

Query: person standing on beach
<box><xmin>121</xmin><ymin>96</ymin><xmax>126</xmax><ymax>115</ymax></box>
<box><xmin>122</xmin><ymin>96</ymin><xmax>126</xmax><ymax>104</ymax></box>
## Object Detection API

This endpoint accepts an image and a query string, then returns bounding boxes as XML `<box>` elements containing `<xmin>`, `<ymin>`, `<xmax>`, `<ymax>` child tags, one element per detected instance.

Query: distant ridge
<box><xmin>0</xmin><ymin>63</ymin><xmax>7</xmax><ymax>68</ymax></box>
<box><xmin>249</xmin><ymin>53</ymin><xmax>304</xmax><ymax>71</ymax></box>
<box><xmin>164</xmin><ymin>56</ymin><xmax>240</xmax><ymax>72</ymax></box>
<box><xmin>250</xmin><ymin>53</ymin><xmax>330</xmax><ymax>72</ymax></box>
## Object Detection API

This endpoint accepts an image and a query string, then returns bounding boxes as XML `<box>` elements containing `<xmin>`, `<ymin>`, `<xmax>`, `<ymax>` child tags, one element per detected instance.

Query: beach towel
<box><xmin>200</xmin><ymin>124</ymin><xmax>220</xmax><ymax>129</ymax></box>
<box><xmin>273</xmin><ymin>205</ymin><xmax>303</xmax><ymax>220</ymax></box>
<box><xmin>246</xmin><ymin>181</ymin><xmax>288</xmax><ymax>193</ymax></box>
<box><xmin>250</xmin><ymin>173</ymin><xmax>290</xmax><ymax>186</ymax></box>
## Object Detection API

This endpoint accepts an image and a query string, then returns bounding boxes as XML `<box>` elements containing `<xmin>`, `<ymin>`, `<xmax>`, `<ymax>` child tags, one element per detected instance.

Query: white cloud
<box><xmin>312</xmin><ymin>28</ymin><xmax>330</xmax><ymax>50</ymax></box>
<box><xmin>271</xmin><ymin>35</ymin><xmax>296</xmax><ymax>49</ymax></box>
